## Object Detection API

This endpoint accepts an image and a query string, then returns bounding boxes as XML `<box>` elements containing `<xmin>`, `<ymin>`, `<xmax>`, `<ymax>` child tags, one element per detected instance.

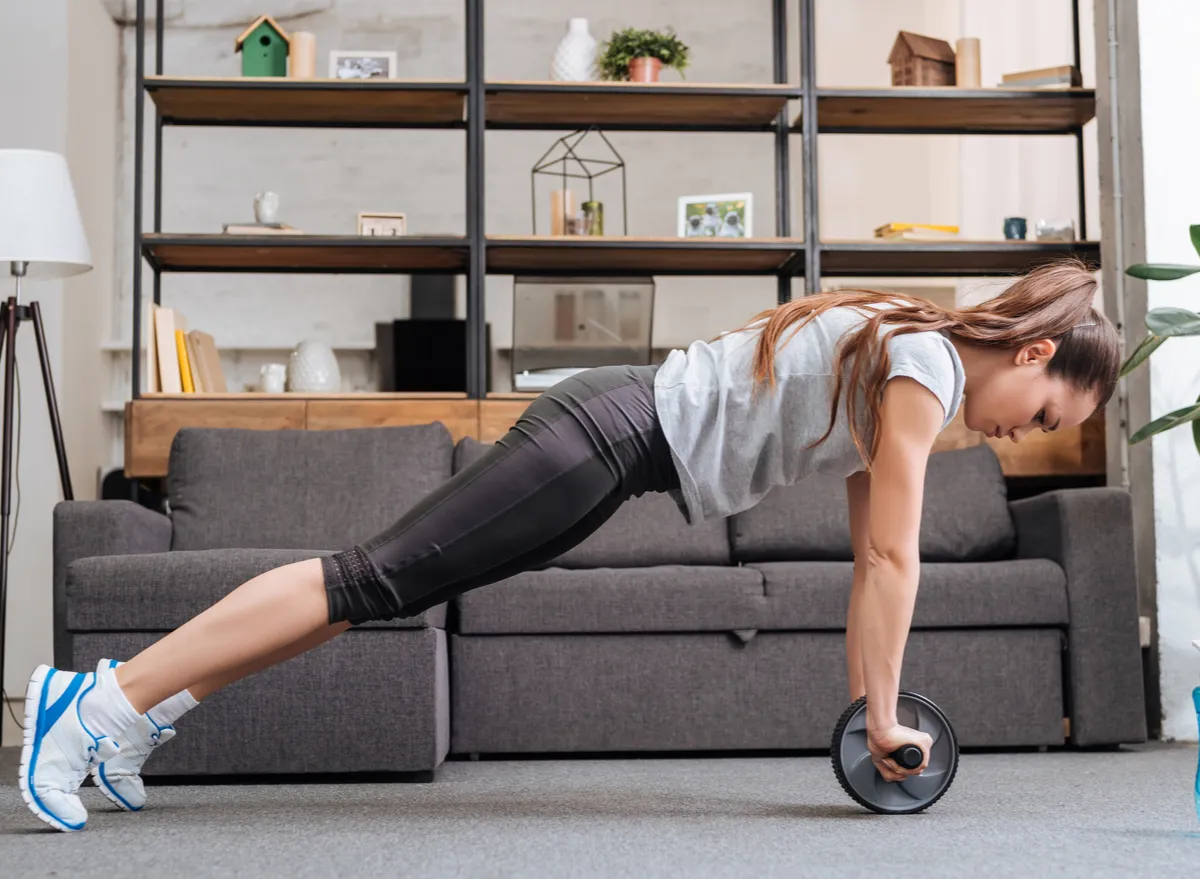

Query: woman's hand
<box><xmin>867</xmin><ymin>724</ymin><xmax>933</xmax><ymax>783</ymax></box>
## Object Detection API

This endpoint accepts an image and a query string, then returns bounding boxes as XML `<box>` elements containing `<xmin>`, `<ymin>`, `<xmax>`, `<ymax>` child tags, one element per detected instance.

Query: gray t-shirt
<box><xmin>653</xmin><ymin>304</ymin><xmax>966</xmax><ymax>523</ymax></box>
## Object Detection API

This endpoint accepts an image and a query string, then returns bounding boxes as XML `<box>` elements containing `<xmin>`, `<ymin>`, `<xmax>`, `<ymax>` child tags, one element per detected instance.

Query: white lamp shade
<box><xmin>0</xmin><ymin>149</ymin><xmax>91</xmax><ymax>279</ymax></box>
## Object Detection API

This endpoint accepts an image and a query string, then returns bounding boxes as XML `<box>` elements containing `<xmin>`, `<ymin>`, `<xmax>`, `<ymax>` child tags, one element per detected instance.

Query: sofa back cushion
<box><xmin>454</xmin><ymin>438</ymin><xmax>730</xmax><ymax>567</ymax></box>
<box><xmin>169</xmin><ymin>425</ymin><xmax>454</xmax><ymax>551</ymax></box>
<box><xmin>730</xmin><ymin>444</ymin><xmax>1016</xmax><ymax>563</ymax></box>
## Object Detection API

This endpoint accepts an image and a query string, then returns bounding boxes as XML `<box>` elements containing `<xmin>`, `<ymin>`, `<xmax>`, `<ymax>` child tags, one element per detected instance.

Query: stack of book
<box><xmin>873</xmin><ymin>222</ymin><xmax>960</xmax><ymax>241</ymax></box>
<box><xmin>1000</xmin><ymin>65</ymin><xmax>1081</xmax><ymax>89</ymax></box>
<box><xmin>148</xmin><ymin>304</ymin><xmax>227</xmax><ymax>394</ymax></box>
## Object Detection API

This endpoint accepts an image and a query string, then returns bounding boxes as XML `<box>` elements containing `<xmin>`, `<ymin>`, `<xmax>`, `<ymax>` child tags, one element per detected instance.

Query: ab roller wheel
<box><xmin>830</xmin><ymin>690</ymin><xmax>959</xmax><ymax>814</ymax></box>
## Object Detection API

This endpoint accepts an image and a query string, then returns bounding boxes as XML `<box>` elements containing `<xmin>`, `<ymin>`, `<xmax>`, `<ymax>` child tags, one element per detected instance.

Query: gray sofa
<box><xmin>54</xmin><ymin>423</ymin><xmax>1146</xmax><ymax>778</ymax></box>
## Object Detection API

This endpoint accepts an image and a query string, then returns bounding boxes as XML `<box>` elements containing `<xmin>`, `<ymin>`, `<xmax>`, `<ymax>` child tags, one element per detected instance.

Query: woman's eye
<box><xmin>1036</xmin><ymin>409</ymin><xmax>1046</xmax><ymax>425</ymax></box>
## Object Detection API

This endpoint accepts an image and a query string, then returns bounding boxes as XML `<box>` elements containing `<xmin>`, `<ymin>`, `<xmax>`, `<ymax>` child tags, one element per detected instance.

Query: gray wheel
<box><xmin>830</xmin><ymin>690</ymin><xmax>959</xmax><ymax>814</ymax></box>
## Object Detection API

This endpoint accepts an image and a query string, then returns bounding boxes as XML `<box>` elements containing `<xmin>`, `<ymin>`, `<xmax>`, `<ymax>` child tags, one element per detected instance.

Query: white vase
<box><xmin>550</xmin><ymin>18</ymin><xmax>598</xmax><ymax>82</ymax></box>
<box><xmin>287</xmin><ymin>339</ymin><xmax>341</xmax><ymax>392</ymax></box>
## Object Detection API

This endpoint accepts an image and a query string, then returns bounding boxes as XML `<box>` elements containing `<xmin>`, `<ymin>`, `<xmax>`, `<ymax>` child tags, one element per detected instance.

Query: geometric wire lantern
<box><xmin>531</xmin><ymin>127</ymin><xmax>627</xmax><ymax>235</ymax></box>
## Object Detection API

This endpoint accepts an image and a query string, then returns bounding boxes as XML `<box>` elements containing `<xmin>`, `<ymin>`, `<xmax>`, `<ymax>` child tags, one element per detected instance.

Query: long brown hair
<box><xmin>721</xmin><ymin>260</ymin><xmax>1119</xmax><ymax>466</ymax></box>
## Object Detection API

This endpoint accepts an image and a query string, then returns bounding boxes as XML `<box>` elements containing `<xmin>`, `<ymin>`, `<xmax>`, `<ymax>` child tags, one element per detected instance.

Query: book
<box><xmin>146</xmin><ymin>304</ymin><xmax>160</xmax><ymax>392</ymax></box>
<box><xmin>187</xmin><ymin>330</ymin><xmax>227</xmax><ymax>393</ymax></box>
<box><xmin>175</xmin><ymin>329</ymin><xmax>195</xmax><ymax>393</ymax></box>
<box><xmin>184</xmin><ymin>330</ymin><xmax>206</xmax><ymax>392</ymax></box>
<box><xmin>873</xmin><ymin>222</ymin><xmax>960</xmax><ymax>240</ymax></box>
<box><xmin>153</xmin><ymin>305</ymin><xmax>182</xmax><ymax>393</ymax></box>
<box><xmin>221</xmin><ymin>222</ymin><xmax>305</xmax><ymax>235</ymax></box>
<box><xmin>1001</xmin><ymin>65</ymin><xmax>1081</xmax><ymax>87</ymax></box>
<box><xmin>878</xmin><ymin>229</ymin><xmax>961</xmax><ymax>241</ymax></box>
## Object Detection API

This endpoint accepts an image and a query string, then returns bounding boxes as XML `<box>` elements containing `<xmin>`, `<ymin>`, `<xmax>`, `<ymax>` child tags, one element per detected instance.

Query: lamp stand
<box><xmin>0</xmin><ymin>260</ymin><xmax>72</xmax><ymax>706</ymax></box>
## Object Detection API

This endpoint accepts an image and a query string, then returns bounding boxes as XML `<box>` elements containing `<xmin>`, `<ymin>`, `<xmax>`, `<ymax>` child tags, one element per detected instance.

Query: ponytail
<box><xmin>722</xmin><ymin>260</ymin><xmax>1118</xmax><ymax>465</ymax></box>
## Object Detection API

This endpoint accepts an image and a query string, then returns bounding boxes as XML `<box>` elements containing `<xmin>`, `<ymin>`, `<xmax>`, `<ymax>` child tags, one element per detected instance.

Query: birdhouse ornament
<box><xmin>236</xmin><ymin>15</ymin><xmax>291</xmax><ymax>77</ymax></box>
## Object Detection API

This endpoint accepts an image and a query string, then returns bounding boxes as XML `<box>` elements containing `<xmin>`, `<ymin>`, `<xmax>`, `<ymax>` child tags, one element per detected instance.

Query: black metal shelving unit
<box><xmin>129</xmin><ymin>0</ymin><xmax>1096</xmax><ymax>404</ymax></box>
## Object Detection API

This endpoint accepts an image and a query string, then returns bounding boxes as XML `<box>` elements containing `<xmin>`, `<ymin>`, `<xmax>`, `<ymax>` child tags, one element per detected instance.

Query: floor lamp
<box><xmin>0</xmin><ymin>149</ymin><xmax>91</xmax><ymax>707</ymax></box>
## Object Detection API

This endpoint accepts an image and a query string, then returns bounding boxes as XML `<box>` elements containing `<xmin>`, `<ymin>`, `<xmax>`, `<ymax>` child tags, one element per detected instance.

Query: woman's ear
<box><xmin>1014</xmin><ymin>338</ymin><xmax>1058</xmax><ymax>366</ymax></box>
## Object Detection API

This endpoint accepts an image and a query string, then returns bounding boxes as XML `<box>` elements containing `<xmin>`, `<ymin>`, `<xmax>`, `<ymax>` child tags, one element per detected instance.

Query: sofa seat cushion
<box><xmin>454</xmin><ymin>566</ymin><xmax>766</xmax><ymax>634</ymax></box>
<box><xmin>168</xmin><ymin>424</ymin><xmax>454</xmax><ymax>552</ymax></box>
<box><xmin>750</xmin><ymin>560</ymin><xmax>1068</xmax><ymax>629</ymax></box>
<box><xmin>65</xmin><ymin>548</ymin><xmax>445</xmax><ymax>631</ymax></box>
<box><xmin>731</xmin><ymin>444</ymin><xmax>1017</xmax><ymax>563</ymax></box>
<box><xmin>454</xmin><ymin>437</ymin><xmax>730</xmax><ymax>567</ymax></box>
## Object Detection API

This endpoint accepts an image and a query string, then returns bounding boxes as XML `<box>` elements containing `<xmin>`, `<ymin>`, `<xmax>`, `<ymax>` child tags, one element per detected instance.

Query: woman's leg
<box><xmin>114</xmin><ymin>558</ymin><xmax>334</xmax><ymax>713</ymax></box>
<box><xmin>116</xmin><ymin>364</ymin><xmax>674</xmax><ymax>714</ymax></box>
<box><xmin>185</xmin><ymin>617</ymin><xmax>352</xmax><ymax>701</ymax></box>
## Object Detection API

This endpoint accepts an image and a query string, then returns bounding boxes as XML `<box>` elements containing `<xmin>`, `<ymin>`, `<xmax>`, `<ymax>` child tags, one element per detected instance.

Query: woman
<box><xmin>20</xmin><ymin>260</ymin><xmax>1119</xmax><ymax>832</ymax></box>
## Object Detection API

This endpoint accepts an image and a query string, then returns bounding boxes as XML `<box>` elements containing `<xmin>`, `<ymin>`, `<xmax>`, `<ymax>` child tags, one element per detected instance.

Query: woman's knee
<box><xmin>321</xmin><ymin>547</ymin><xmax>406</xmax><ymax>625</ymax></box>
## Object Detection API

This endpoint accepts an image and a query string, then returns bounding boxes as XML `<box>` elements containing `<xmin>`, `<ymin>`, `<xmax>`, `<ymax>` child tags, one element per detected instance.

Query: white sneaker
<box><xmin>18</xmin><ymin>664</ymin><xmax>121</xmax><ymax>832</ymax></box>
<box><xmin>91</xmin><ymin>710</ymin><xmax>175</xmax><ymax>811</ymax></box>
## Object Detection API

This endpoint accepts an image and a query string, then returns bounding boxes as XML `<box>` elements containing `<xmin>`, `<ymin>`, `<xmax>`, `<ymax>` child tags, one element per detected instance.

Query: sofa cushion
<box><xmin>454</xmin><ymin>566</ymin><xmax>766</xmax><ymax>634</ymax></box>
<box><xmin>731</xmin><ymin>444</ymin><xmax>1017</xmax><ymax>563</ymax></box>
<box><xmin>65</xmin><ymin>548</ymin><xmax>445</xmax><ymax>631</ymax></box>
<box><xmin>168</xmin><ymin>425</ymin><xmax>453</xmax><ymax>551</ymax></box>
<box><xmin>454</xmin><ymin>438</ymin><xmax>730</xmax><ymax>567</ymax></box>
<box><xmin>749</xmin><ymin>559</ymin><xmax>1068</xmax><ymax>629</ymax></box>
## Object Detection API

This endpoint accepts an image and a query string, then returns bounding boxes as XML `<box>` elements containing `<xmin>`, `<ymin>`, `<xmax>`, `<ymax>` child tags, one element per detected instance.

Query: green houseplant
<box><xmin>1122</xmin><ymin>223</ymin><xmax>1200</xmax><ymax>452</ymax></box>
<box><xmin>598</xmin><ymin>27</ymin><xmax>690</xmax><ymax>83</ymax></box>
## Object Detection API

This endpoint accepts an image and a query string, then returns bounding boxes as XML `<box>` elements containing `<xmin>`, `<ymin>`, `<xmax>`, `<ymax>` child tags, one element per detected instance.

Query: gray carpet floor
<box><xmin>2</xmin><ymin>743</ymin><xmax>1198</xmax><ymax>878</ymax></box>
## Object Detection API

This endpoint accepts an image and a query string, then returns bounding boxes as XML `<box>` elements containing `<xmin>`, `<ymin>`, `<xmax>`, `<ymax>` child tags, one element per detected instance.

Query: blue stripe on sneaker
<box><xmin>28</xmin><ymin>669</ymin><xmax>86</xmax><ymax>832</ymax></box>
<box><xmin>42</xmin><ymin>672</ymin><xmax>85</xmax><ymax>735</ymax></box>
<box><xmin>97</xmin><ymin>763</ymin><xmax>142</xmax><ymax>812</ymax></box>
<box><xmin>74</xmin><ymin>673</ymin><xmax>109</xmax><ymax>752</ymax></box>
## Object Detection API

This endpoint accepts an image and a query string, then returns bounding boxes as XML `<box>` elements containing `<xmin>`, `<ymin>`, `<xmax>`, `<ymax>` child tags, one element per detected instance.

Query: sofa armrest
<box><xmin>53</xmin><ymin>500</ymin><xmax>172</xmax><ymax>665</ymax></box>
<box><xmin>1009</xmin><ymin>488</ymin><xmax>1146</xmax><ymax>746</ymax></box>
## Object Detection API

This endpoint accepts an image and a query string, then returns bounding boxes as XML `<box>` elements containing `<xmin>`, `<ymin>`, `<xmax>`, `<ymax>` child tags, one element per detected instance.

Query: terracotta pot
<box><xmin>628</xmin><ymin>56</ymin><xmax>662</xmax><ymax>83</ymax></box>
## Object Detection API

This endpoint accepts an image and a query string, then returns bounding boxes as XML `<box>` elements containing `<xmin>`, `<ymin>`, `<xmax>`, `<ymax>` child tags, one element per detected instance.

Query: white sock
<box><xmin>147</xmin><ymin>687</ymin><xmax>198</xmax><ymax>727</ymax></box>
<box><xmin>103</xmin><ymin>658</ymin><xmax>198</xmax><ymax>728</ymax></box>
<box><xmin>78</xmin><ymin>660</ymin><xmax>143</xmax><ymax>741</ymax></box>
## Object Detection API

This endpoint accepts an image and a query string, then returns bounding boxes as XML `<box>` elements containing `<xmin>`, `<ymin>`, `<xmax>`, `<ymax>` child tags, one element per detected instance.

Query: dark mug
<box><xmin>1003</xmin><ymin>217</ymin><xmax>1027</xmax><ymax>240</ymax></box>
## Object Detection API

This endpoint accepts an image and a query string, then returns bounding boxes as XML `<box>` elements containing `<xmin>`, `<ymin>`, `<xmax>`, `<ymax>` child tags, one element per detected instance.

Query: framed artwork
<box><xmin>357</xmin><ymin>212</ymin><xmax>407</xmax><ymax>236</ymax></box>
<box><xmin>329</xmin><ymin>50</ymin><xmax>397</xmax><ymax>79</ymax></box>
<box><xmin>677</xmin><ymin>192</ymin><xmax>753</xmax><ymax>238</ymax></box>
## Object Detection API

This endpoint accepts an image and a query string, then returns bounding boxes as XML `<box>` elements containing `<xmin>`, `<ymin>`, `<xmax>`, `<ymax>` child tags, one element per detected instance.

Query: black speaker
<box><xmin>376</xmin><ymin>319</ymin><xmax>491</xmax><ymax>393</ymax></box>
<box><xmin>410</xmin><ymin>274</ymin><xmax>457</xmax><ymax>320</ymax></box>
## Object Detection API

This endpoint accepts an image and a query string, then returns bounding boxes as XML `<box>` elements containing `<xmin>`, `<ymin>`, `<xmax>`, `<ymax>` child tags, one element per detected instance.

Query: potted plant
<box><xmin>598</xmin><ymin>27</ymin><xmax>690</xmax><ymax>83</ymax></box>
<box><xmin>1122</xmin><ymin>224</ymin><xmax>1200</xmax><ymax>450</ymax></box>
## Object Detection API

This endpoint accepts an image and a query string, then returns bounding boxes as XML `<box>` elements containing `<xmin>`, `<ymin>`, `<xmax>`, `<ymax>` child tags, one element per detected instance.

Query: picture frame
<box><xmin>677</xmin><ymin>192</ymin><xmax>753</xmax><ymax>238</ymax></box>
<box><xmin>329</xmin><ymin>50</ymin><xmax>398</xmax><ymax>80</ymax></box>
<box><xmin>357</xmin><ymin>212</ymin><xmax>407</xmax><ymax>236</ymax></box>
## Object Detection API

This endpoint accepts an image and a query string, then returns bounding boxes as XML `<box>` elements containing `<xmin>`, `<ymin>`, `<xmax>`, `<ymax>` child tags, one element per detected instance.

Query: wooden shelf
<box><xmin>142</xmin><ymin>234</ymin><xmax>469</xmax><ymax>273</ymax></box>
<box><xmin>485</xmin><ymin>81</ymin><xmax>795</xmax><ymax>130</ymax></box>
<box><xmin>801</xmin><ymin>87</ymin><xmax>1096</xmax><ymax>134</ymax></box>
<box><xmin>145</xmin><ymin>76</ymin><xmax>467</xmax><ymax>128</ymax></box>
<box><xmin>819</xmin><ymin>240</ymin><xmax>1100</xmax><ymax>276</ymax></box>
<box><xmin>486</xmin><ymin>235</ymin><xmax>804</xmax><ymax>275</ymax></box>
<box><xmin>137</xmin><ymin>392</ymin><xmax>467</xmax><ymax>400</ymax></box>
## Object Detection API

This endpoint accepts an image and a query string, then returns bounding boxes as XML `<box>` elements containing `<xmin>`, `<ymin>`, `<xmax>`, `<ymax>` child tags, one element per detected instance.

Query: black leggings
<box><xmin>320</xmin><ymin>364</ymin><xmax>681</xmax><ymax>624</ymax></box>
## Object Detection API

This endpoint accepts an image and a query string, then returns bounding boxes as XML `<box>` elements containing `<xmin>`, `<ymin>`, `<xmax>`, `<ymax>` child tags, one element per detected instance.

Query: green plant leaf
<box><xmin>1126</xmin><ymin>263</ymin><xmax>1200</xmax><ymax>281</ymax></box>
<box><xmin>1129</xmin><ymin>401</ymin><xmax>1200</xmax><ymax>444</ymax></box>
<box><xmin>1194</xmin><ymin>393</ymin><xmax>1200</xmax><ymax>458</ymax></box>
<box><xmin>1119</xmin><ymin>333</ymin><xmax>1166</xmax><ymax>377</ymax></box>
<box><xmin>1191</xmin><ymin>225</ymin><xmax>1200</xmax><ymax>260</ymax></box>
<box><xmin>1145</xmin><ymin>307</ymin><xmax>1200</xmax><ymax>336</ymax></box>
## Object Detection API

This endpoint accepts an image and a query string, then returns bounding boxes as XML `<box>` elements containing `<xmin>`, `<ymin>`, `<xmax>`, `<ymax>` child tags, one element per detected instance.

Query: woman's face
<box><xmin>962</xmin><ymin>340</ymin><xmax>1098</xmax><ymax>442</ymax></box>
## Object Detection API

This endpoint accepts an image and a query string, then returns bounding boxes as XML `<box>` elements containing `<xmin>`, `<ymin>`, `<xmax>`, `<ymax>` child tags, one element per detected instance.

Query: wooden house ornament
<box><xmin>235</xmin><ymin>15</ymin><xmax>291</xmax><ymax>77</ymax></box>
<box><xmin>888</xmin><ymin>31</ymin><xmax>956</xmax><ymax>86</ymax></box>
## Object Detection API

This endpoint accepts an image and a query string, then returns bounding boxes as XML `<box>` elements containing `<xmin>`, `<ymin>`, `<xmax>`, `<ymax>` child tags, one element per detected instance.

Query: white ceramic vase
<box><xmin>550</xmin><ymin>18</ymin><xmax>598</xmax><ymax>82</ymax></box>
<box><xmin>287</xmin><ymin>339</ymin><xmax>341</xmax><ymax>392</ymax></box>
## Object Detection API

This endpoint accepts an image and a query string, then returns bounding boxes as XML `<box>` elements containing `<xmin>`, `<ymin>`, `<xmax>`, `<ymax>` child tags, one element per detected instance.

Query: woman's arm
<box><xmin>844</xmin><ymin>470</ymin><xmax>871</xmax><ymax>703</ymax></box>
<box><xmin>857</xmin><ymin>376</ymin><xmax>944</xmax><ymax>777</ymax></box>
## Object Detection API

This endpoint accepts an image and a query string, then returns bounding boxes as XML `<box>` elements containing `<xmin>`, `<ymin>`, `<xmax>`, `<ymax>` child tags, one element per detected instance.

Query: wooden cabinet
<box><xmin>126</xmin><ymin>394</ymin><xmax>1105</xmax><ymax>481</ymax></box>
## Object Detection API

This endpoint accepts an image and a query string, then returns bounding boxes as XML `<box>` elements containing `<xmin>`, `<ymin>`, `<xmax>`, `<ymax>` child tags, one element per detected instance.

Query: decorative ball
<box><xmin>287</xmin><ymin>339</ymin><xmax>341</xmax><ymax>392</ymax></box>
